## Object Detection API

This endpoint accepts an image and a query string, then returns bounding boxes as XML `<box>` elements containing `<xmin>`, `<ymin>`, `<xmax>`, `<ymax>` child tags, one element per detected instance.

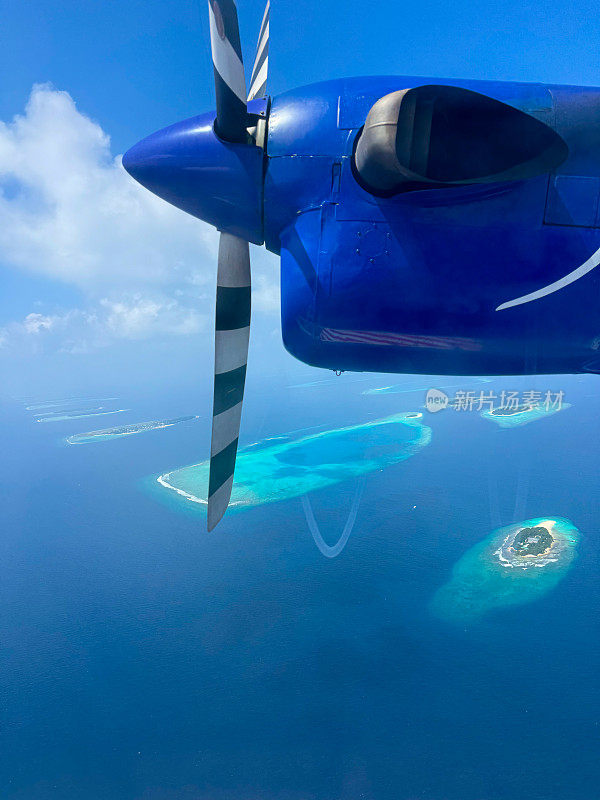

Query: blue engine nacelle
<box><xmin>265</xmin><ymin>77</ymin><xmax>600</xmax><ymax>376</ymax></box>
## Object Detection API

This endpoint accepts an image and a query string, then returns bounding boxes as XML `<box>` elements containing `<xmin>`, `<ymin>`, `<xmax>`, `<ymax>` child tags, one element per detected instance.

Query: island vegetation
<box><xmin>511</xmin><ymin>525</ymin><xmax>554</xmax><ymax>556</ymax></box>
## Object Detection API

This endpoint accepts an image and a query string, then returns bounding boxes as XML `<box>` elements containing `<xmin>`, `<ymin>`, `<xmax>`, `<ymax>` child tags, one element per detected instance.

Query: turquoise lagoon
<box><xmin>154</xmin><ymin>412</ymin><xmax>431</xmax><ymax>515</ymax></box>
<box><xmin>430</xmin><ymin>516</ymin><xmax>581</xmax><ymax>624</ymax></box>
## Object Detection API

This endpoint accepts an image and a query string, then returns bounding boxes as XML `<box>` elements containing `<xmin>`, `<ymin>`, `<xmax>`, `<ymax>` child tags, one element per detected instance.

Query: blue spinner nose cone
<box><xmin>121</xmin><ymin>143</ymin><xmax>142</xmax><ymax>179</ymax></box>
<box><xmin>123</xmin><ymin>109</ymin><xmax>265</xmax><ymax>245</ymax></box>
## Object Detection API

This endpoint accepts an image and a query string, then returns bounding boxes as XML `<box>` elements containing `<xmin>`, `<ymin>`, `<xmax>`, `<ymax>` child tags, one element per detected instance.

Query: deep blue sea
<box><xmin>2</xmin><ymin>371</ymin><xmax>599</xmax><ymax>800</ymax></box>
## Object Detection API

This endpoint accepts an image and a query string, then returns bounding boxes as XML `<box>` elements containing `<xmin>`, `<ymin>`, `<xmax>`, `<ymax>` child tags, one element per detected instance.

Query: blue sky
<box><xmin>1</xmin><ymin>0</ymin><xmax>599</xmax><ymax>396</ymax></box>
<box><xmin>2</xmin><ymin>0</ymin><xmax>598</xmax><ymax>152</ymax></box>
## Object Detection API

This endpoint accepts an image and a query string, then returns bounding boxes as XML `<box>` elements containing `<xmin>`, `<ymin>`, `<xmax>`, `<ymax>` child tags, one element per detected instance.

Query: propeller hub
<box><xmin>123</xmin><ymin>108</ymin><xmax>265</xmax><ymax>244</ymax></box>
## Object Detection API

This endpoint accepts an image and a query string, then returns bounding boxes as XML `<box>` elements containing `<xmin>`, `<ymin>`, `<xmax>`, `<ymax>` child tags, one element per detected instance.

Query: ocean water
<box><xmin>1</xmin><ymin>372</ymin><xmax>599</xmax><ymax>800</ymax></box>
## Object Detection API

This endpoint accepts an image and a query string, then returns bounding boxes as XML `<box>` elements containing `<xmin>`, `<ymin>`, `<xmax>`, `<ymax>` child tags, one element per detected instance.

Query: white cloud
<box><xmin>22</xmin><ymin>312</ymin><xmax>55</xmax><ymax>334</ymax></box>
<box><xmin>0</xmin><ymin>84</ymin><xmax>217</xmax><ymax>293</ymax></box>
<box><xmin>251</xmin><ymin>255</ymin><xmax>281</xmax><ymax>314</ymax></box>
<box><xmin>99</xmin><ymin>296</ymin><xmax>205</xmax><ymax>339</ymax></box>
<box><xmin>0</xmin><ymin>295</ymin><xmax>208</xmax><ymax>356</ymax></box>
<box><xmin>0</xmin><ymin>85</ymin><xmax>280</xmax><ymax>353</ymax></box>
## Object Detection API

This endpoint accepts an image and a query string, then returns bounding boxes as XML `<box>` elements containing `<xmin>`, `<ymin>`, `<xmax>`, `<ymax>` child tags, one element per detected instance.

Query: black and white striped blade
<box><xmin>248</xmin><ymin>0</ymin><xmax>270</xmax><ymax>101</ymax></box>
<box><xmin>207</xmin><ymin>233</ymin><xmax>251</xmax><ymax>531</ymax></box>
<box><xmin>208</xmin><ymin>0</ymin><xmax>248</xmax><ymax>142</ymax></box>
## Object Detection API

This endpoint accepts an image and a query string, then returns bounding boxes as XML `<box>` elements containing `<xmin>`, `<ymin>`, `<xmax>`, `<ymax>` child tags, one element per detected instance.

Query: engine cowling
<box><xmin>353</xmin><ymin>85</ymin><xmax>568</xmax><ymax>196</ymax></box>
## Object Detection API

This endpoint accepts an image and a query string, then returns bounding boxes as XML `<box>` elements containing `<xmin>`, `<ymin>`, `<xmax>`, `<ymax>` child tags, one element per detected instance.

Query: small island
<box><xmin>430</xmin><ymin>517</ymin><xmax>580</xmax><ymax>623</ymax></box>
<box><xmin>510</xmin><ymin>525</ymin><xmax>554</xmax><ymax>557</ymax></box>
<box><xmin>26</xmin><ymin>397</ymin><xmax>119</xmax><ymax>411</ymax></box>
<box><xmin>36</xmin><ymin>407</ymin><xmax>128</xmax><ymax>423</ymax></box>
<box><xmin>482</xmin><ymin>402</ymin><xmax>569</xmax><ymax>428</ymax></box>
<box><xmin>66</xmin><ymin>415</ymin><xmax>198</xmax><ymax>444</ymax></box>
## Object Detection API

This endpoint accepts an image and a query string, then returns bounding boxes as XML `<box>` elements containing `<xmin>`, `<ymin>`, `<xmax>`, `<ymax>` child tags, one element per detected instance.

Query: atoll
<box><xmin>430</xmin><ymin>517</ymin><xmax>580</xmax><ymax>623</ymax></box>
<box><xmin>153</xmin><ymin>412</ymin><xmax>431</xmax><ymax>516</ymax></box>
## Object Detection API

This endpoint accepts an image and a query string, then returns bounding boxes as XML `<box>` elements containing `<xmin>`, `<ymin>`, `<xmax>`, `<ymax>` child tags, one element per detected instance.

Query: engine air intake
<box><xmin>353</xmin><ymin>85</ymin><xmax>568</xmax><ymax>195</ymax></box>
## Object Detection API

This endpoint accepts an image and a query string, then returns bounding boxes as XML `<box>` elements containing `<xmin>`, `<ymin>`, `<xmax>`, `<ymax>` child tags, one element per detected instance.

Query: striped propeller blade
<box><xmin>248</xmin><ymin>0</ymin><xmax>270</xmax><ymax>101</ymax></box>
<box><xmin>207</xmin><ymin>233</ymin><xmax>251</xmax><ymax>531</ymax></box>
<box><xmin>208</xmin><ymin>0</ymin><xmax>248</xmax><ymax>142</ymax></box>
